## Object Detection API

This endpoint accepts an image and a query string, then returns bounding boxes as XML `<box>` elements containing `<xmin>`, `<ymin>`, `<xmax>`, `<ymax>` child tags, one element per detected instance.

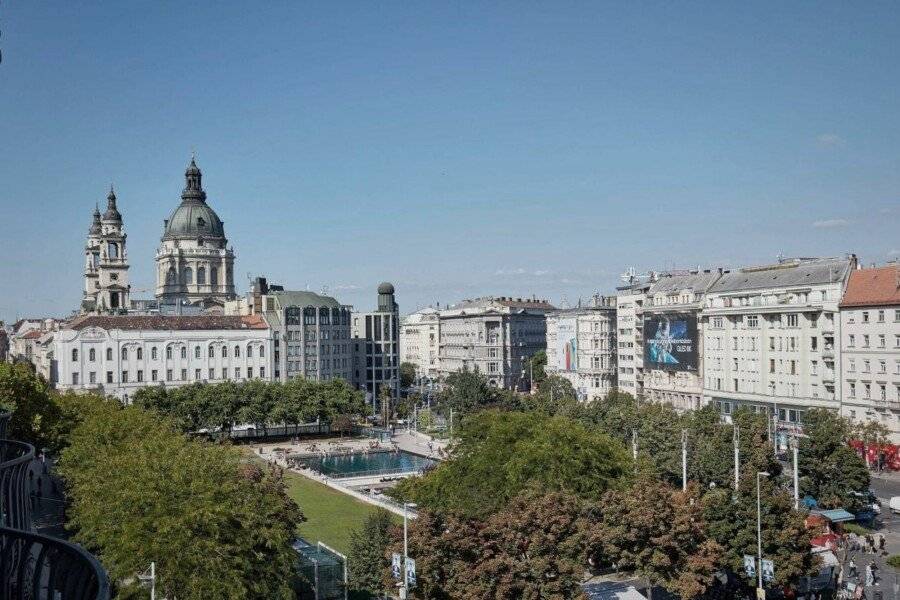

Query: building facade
<box><xmin>54</xmin><ymin>315</ymin><xmax>273</xmax><ymax>402</ymax></box>
<box><xmin>82</xmin><ymin>187</ymin><xmax>130</xmax><ymax>314</ymax></box>
<box><xmin>438</xmin><ymin>296</ymin><xmax>554</xmax><ymax>388</ymax></box>
<box><xmin>615</xmin><ymin>280</ymin><xmax>652</xmax><ymax>399</ymax></box>
<box><xmin>351</xmin><ymin>283</ymin><xmax>400</xmax><ymax>404</ymax></box>
<box><xmin>702</xmin><ymin>257</ymin><xmax>854</xmax><ymax>443</ymax></box>
<box><xmin>399</xmin><ymin>307</ymin><xmax>441</xmax><ymax>381</ymax></box>
<box><xmin>839</xmin><ymin>264</ymin><xmax>900</xmax><ymax>442</ymax></box>
<box><xmin>155</xmin><ymin>158</ymin><xmax>236</xmax><ymax>308</ymax></box>
<box><xmin>545</xmin><ymin>295</ymin><xmax>618</xmax><ymax>401</ymax></box>
<box><xmin>643</xmin><ymin>270</ymin><xmax>723</xmax><ymax>411</ymax></box>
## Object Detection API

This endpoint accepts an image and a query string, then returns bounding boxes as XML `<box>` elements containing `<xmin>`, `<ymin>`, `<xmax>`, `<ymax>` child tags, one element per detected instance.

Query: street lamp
<box><xmin>756</xmin><ymin>471</ymin><xmax>770</xmax><ymax>593</ymax></box>
<box><xmin>402</xmin><ymin>502</ymin><xmax>417</xmax><ymax>596</ymax></box>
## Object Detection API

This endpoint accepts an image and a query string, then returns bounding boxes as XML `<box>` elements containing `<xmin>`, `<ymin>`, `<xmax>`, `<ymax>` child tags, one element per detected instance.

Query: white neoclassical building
<box><xmin>155</xmin><ymin>157</ymin><xmax>236</xmax><ymax>309</ymax></box>
<box><xmin>55</xmin><ymin>314</ymin><xmax>273</xmax><ymax>402</ymax></box>
<box><xmin>399</xmin><ymin>307</ymin><xmax>441</xmax><ymax>381</ymax></box>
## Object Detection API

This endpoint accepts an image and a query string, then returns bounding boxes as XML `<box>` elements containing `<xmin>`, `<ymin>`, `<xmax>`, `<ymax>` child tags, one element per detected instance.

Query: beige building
<box><xmin>615</xmin><ymin>279</ymin><xmax>652</xmax><ymax>399</ymax></box>
<box><xmin>839</xmin><ymin>264</ymin><xmax>900</xmax><ymax>441</ymax></box>
<box><xmin>438</xmin><ymin>296</ymin><xmax>554</xmax><ymax>388</ymax></box>
<box><xmin>399</xmin><ymin>307</ymin><xmax>441</xmax><ymax>381</ymax></box>
<box><xmin>702</xmin><ymin>256</ymin><xmax>854</xmax><ymax>446</ymax></box>
<box><xmin>545</xmin><ymin>295</ymin><xmax>617</xmax><ymax>401</ymax></box>
<box><xmin>82</xmin><ymin>187</ymin><xmax>130</xmax><ymax>313</ymax></box>
<box><xmin>643</xmin><ymin>270</ymin><xmax>723</xmax><ymax>411</ymax></box>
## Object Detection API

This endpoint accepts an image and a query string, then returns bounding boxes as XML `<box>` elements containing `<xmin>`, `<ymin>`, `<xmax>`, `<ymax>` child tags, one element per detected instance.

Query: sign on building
<box><xmin>643</xmin><ymin>313</ymin><xmax>698</xmax><ymax>372</ymax></box>
<box><xmin>556</xmin><ymin>318</ymin><xmax>578</xmax><ymax>371</ymax></box>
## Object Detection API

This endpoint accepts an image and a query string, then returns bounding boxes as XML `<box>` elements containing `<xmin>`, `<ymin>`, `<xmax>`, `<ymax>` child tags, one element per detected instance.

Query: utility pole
<box><xmin>733</xmin><ymin>425</ymin><xmax>740</xmax><ymax>491</ymax></box>
<box><xmin>631</xmin><ymin>428</ymin><xmax>638</xmax><ymax>461</ymax></box>
<box><xmin>449</xmin><ymin>408</ymin><xmax>453</xmax><ymax>440</ymax></box>
<box><xmin>401</xmin><ymin>502</ymin><xmax>417</xmax><ymax>599</ymax></box>
<box><xmin>792</xmin><ymin>437</ymin><xmax>800</xmax><ymax>510</ymax></box>
<box><xmin>757</xmin><ymin>472</ymin><xmax>770</xmax><ymax>595</ymax></box>
<box><xmin>681</xmin><ymin>429</ymin><xmax>688</xmax><ymax>492</ymax></box>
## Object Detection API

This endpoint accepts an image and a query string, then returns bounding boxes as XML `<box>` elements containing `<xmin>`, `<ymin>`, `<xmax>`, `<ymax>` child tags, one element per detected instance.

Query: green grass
<box><xmin>284</xmin><ymin>470</ymin><xmax>399</xmax><ymax>555</ymax></box>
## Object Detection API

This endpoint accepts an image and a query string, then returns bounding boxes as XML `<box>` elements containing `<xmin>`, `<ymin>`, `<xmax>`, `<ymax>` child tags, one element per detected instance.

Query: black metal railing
<box><xmin>0</xmin><ymin>411</ymin><xmax>110</xmax><ymax>599</ymax></box>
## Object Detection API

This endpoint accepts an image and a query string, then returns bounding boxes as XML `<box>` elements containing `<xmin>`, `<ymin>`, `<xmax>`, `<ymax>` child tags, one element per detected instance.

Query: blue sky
<box><xmin>1</xmin><ymin>2</ymin><xmax>898</xmax><ymax>322</ymax></box>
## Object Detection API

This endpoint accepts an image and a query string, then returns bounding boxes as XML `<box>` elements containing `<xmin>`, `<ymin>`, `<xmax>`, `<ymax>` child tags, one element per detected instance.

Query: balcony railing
<box><xmin>0</xmin><ymin>411</ymin><xmax>110</xmax><ymax>600</ymax></box>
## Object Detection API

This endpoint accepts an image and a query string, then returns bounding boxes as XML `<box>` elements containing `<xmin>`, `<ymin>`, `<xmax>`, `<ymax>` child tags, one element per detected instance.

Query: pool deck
<box><xmin>390</xmin><ymin>431</ymin><xmax>449</xmax><ymax>460</ymax></box>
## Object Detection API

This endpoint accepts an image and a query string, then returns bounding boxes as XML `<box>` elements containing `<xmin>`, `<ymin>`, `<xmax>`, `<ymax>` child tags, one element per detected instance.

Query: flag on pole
<box><xmin>405</xmin><ymin>558</ymin><xmax>417</xmax><ymax>587</ymax></box>
<box><xmin>743</xmin><ymin>555</ymin><xmax>756</xmax><ymax>579</ymax></box>
<box><xmin>391</xmin><ymin>553</ymin><xmax>402</xmax><ymax>580</ymax></box>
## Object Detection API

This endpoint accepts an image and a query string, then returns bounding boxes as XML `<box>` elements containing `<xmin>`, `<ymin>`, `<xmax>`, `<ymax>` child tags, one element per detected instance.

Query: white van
<box><xmin>889</xmin><ymin>496</ymin><xmax>900</xmax><ymax>514</ymax></box>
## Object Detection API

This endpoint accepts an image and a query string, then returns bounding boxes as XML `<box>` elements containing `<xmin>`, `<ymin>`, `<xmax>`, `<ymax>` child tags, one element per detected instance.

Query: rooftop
<box><xmin>840</xmin><ymin>264</ymin><xmax>900</xmax><ymax>308</ymax></box>
<box><xmin>271</xmin><ymin>290</ymin><xmax>344</xmax><ymax>310</ymax></box>
<box><xmin>709</xmin><ymin>257</ymin><xmax>854</xmax><ymax>294</ymax></box>
<box><xmin>648</xmin><ymin>270</ymin><xmax>723</xmax><ymax>295</ymax></box>
<box><xmin>68</xmin><ymin>314</ymin><xmax>268</xmax><ymax>331</ymax></box>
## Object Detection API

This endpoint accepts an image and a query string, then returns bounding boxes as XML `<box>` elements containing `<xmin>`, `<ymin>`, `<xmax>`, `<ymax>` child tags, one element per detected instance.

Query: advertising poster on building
<box><xmin>643</xmin><ymin>313</ymin><xmax>698</xmax><ymax>372</ymax></box>
<box><xmin>556</xmin><ymin>318</ymin><xmax>578</xmax><ymax>371</ymax></box>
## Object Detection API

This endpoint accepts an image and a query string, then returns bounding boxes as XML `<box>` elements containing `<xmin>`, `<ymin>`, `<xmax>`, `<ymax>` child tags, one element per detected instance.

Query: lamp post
<box><xmin>757</xmin><ymin>471</ymin><xmax>770</xmax><ymax>593</ymax></box>
<box><xmin>402</xmin><ymin>502</ymin><xmax>417</xmax><ymax>598</ymax></box>
<box><xmin>733</xmin><ymin>426</ymin><xmax>740</xmax><ymax>491</ymax></box>
<box><xmin>681</xmin><ymin>429</ymin><xmax>688</xmax><ymax>492</ymax></box>
<box><xmin>791</xmin><ymin>437</ymin><xmax>799</xmax><ymax>510</ymax></box>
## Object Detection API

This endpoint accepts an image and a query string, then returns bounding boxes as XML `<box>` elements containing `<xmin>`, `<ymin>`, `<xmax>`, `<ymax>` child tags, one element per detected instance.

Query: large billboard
<box><xmin>555</xmin><ymin>318</ymin><xmax>578</xmax><ymax>372</ymax></box>
<box><xmin>643</xmin><ymin>313</ymin><xmax>698</xmax><ymax>372</ymax></box>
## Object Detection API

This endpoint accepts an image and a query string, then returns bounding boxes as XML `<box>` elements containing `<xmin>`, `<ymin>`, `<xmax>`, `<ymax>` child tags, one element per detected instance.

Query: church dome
<box><xmin>378</xmin><ymin>282</ymin><xmax>395</xmax><ymax>294</ymax></box>
<box><xmin>162</xmin><ymin>157</ymin><xmax>226</xmax><ymax>241</ymax></box>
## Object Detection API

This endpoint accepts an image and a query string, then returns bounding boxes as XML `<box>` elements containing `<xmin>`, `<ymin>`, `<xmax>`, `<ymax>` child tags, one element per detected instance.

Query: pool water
<box><xmin>300</xmin><ymin>450</ymin><xmax>436</xmax><ymax>478</ymax></box>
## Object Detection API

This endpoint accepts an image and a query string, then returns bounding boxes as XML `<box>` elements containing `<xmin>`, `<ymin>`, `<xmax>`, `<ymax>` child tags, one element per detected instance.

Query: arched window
<box><xmin>166</xmin><ymin>267</ymin><xmax>177</xmax><ymax>285</ymax></box>
<box><xmin>194</xmin><ymin>346</ymin><xmax>201</xmax><ymax>359</ymax></box>
<box><xmin>121</xmin><ymin>347</ymin><xmax>128</xmax><ymax>360</ymax></box>
<box><xmin>107</xmin><ymin>243</ymin><xmax>118</xmax><ymax>259</ymax></box>
<box><xmin>106</xmin><ymin>348</ymin><xmax>112</xmax><ymax>361</ymax></box>
<box><xmin>166</xmin><ymin>346</ymin><xmax>172</xmax><ymax>360</ymax></box>
<box><xmin>259</xmin><ymin>345</ymin><xmax>265</xmax><ymax>358</ymax></box>
<box><xmin>137</xmin><ymin>348</ymin><xmax>143</xmax><ymax>360</ymax></box>
<box><xmin>180</xmin><ymin>347</ymin><xmax>187</xmax><ymax>359</ymax></box>
<box><xmin>210</xmin><ymin>267</ymin><xmax>218</xmax><ymax>285</ymax></box>
<box><xmin>89</xmin><ymin>348</ymin><xmax>96</xmax><ymax>362</ymax></box>
<box><xmin>247</xmin><ymin>345</ymin><xmax>253</xmax><ymax>358</ymax></box>
<box><xmin>197</xmin><ymin>267</ymin><xmax>206</xmax><ymax>285</ymax></box>
<box><xmin>151</xmin><ymin>347</ymin><xmax>158</xmax><ymax>360</ymax></box>
<box><xmin>222</xmin><ymin>345</ymin><xmax>228</xmax><ymax>358</ymax></box>
<box><xmin>183</xmin><ymin>267</ymin><xmax>193</xmax><ymax>285</ymax></box>
<box><xmin>208</xmin><ymin>345</ymin><xmax>215</xmax><ymax>358</ymax></box>
<box><xmin>72</xmin><ymin>349</ymin><xmax>78</xmax><ymax>361</ymax></box>
<box><xmin>234</xmin><ymin>345</ymin><xmax>240</xmax><ymax>358</ymax></box>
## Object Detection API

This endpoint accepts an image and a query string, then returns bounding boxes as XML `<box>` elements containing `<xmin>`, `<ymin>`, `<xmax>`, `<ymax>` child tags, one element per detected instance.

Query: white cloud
<box><xmin>888</xmin><ymin>249</ymin><xmax>900</xmax><ymax>257</ymax></box>
<box><xmin>816</xmin><ymin>133</ymin><xmax>844</xmax><ymax>147</ymax></box>
<box><xmin>812</xmin><ymin>218</ymin><xmax>850</xmax><ymax>229</ymax></box>
<box><xmin>532</xmin><ymin>270</ymin><xmax>550</xmax><ymax>276</ymax></box>
<box><xmin>494</xmin><ymin>267</ymin><xmax>526</xmax><ymax>276</ymax></box>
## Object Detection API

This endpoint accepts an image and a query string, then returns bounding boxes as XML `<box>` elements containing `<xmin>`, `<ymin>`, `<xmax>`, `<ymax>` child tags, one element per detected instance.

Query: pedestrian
<box><xmin>866</xmin><ymin>534</ymin><xmax>875</xmax><ymax>553</ymax></box>
<box><xmin>848</xmin><ymin>558</ymin><xmax>857</xmax><ymax>578</ymax></box>
<box><xmin>865</xmin><ymin>563</ymin><xmax>874</xmax><ymax>587</ymax></box>
<box><xmin>878</xmin><ymin>533</ymin><xmax>886</xmax><ymax>553</ymax></box>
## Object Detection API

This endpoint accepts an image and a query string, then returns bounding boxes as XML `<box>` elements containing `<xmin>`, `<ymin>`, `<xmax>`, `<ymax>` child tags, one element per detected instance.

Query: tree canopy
<box><xmin>798</xmin><ymin>408</ymin><xmax>870</xmax><ymax>511</ymax></box>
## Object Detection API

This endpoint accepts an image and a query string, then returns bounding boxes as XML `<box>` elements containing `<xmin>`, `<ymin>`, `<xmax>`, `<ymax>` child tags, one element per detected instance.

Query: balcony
<box><xmin>821</xmin><ymin>370</ymin><xmax>835</xmax><ymax>383</ymax></box>
<box><xmin>822</xmin><ymin>346</ymin><xmax>835</xmax><ymax>359</ymax></box>
<box><xmin>0</xmin><ymin>412</ymin><xmax>110</xmax><ymax>600</ymax></box>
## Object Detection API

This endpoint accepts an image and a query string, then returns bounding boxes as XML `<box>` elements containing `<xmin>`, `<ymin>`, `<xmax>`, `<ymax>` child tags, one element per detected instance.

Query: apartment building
<box><xmin>643</xmin><ymin>270</ymin><xmax>723</xmax><ymax>411</ymax></box>
<box><xmin>615</xmin><ymin>280</ymin><xmax>651</xmax><ymax>399</ymax></box>
<box><xmin>399</xmin><ymin>307</ymin><xmax>441</xmax><ymax>381</ymax></box>
<box><xmin>702</xmin><ymin>256</ymin><xmax>855</xmax><ymax>444</ymax></box>
<box><xmin>438</xmin><ymin>296</ymin><xmax>554</xmax><ymax>388</ymax></box>
<box><xmin>545</xmin><ymin>295</ymin><xmax>617</xmax><ymax>401</ymax></box>
<box><xmin>839</xmin><ymin>264</ymin><xmax>900</xmax><ymax>441</ymax></box>
<box><xmin>351</xmin><ymin>283</ymin><xmax>400</xmax><ymax>404</ymax></box>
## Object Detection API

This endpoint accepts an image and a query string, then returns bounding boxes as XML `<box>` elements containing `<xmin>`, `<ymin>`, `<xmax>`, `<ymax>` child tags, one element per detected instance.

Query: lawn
<box><xmin>284</xmin><ymin>471</ymin><xmax>399</xmax><ymax>555</ymax></box>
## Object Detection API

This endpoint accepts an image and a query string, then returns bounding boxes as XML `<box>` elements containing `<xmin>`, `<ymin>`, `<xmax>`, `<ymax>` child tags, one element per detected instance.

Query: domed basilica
<box><xmin>81</xmin><ymin>157</ymin><xmax>237</xmax><ymax>314</ymax></box>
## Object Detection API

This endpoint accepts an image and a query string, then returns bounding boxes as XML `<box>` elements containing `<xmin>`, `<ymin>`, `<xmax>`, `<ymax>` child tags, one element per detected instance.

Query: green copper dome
<box><xmin>162</xmin><ymin>158</ymin><xmax>226</xmax><ymax>241</ymax></box>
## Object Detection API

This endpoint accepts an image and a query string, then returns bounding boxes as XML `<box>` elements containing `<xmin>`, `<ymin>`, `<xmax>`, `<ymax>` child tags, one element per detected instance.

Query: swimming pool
<box><xmin>299</xmin><ymin>450</ymin><xmax>436</xmax><ymax>478</ymax></box>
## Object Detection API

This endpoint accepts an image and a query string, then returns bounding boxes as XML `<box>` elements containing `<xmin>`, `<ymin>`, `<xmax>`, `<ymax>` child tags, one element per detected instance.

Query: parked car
<box><xmin>889</xmin><ymin>496</ymin><xmax>900</xmax><ymax>514</ymax></box>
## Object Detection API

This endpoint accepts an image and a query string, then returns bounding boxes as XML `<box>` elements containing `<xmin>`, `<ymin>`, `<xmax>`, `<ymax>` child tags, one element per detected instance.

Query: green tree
<box><xmin>521</xmin><ymin>375</ymin><xmax>578</xmax><ymax>416</ymax></box>
<box><xmin>58</xmin><ymin>405</ymin><xmax>303</xmax><ymax>599</ymax></box>
<box><xmin>348</xmin><ymin>509</ymin><xmax>394</xmax><ymax>596</ymax></box>
<box><xmin>702</xmin><ymin>474</ymin><xmax>815</xmax><ymax>592</ymax></box>
<box><xmin>798</xmin><ymin>408</ymin><xmax>869</xmax><ymax>511</ymax></box>
<box><xmin>0</xmin><ymin>361</ymin><xmax>60</xmax><ymax>451</ymax></box>
<box><xmin>591</xmin><ymin>478</ymin><xmax>721</xmax><ymax>599</ymax></box>
<box><xmin>524</xmin><ymin>350</ymin><xmax>547</xmax><ymax>386</ymax></box>
<box><xmin>400</xmin><ymin>362</ymin><xmax>417</xmax><ymax>388</ymax></box>
<box><xmin>403</xmin><ymin>411</ymin><xmax>629</xmax><ymax>517</ymax></box>
<box><xmin>437</xmin><ymin>368</ymin><xmax>498</xmax><ymax>416</ymax></box>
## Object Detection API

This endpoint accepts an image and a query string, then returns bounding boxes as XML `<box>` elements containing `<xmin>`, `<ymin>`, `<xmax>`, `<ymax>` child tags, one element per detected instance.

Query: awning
<box><xmin>815</xmin><ymin>508</ymin><xmax>855</xmax><ymax>523</ymax></box>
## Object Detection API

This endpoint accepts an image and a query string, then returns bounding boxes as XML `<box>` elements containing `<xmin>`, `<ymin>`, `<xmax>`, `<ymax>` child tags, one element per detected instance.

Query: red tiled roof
<box><xmin>68</xmin><ymin>314</ymin><xmax>269</xmax><ymax>331</ymax></box>
<box><xmin>20</xmin><ymin>330</ymin><xmax>43</xmax><ymax>340</ymax></box>
<box><xmin>840</xmin><ymin>265</ymin><xmax>900</xmax><ymax>308</ymax></box>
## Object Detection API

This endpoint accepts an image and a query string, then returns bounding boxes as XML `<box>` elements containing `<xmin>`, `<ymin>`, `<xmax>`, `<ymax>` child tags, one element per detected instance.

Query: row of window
<box><xmin>848</xmin><ymin>358</ymin><xmax>899</xmax><ymax>375</ymax></box>
<box><xmin>847</xmin><ymin>309</ymin><xmax>900</xmax><ymax>324</ymax></box>
<box><xmin>847</xmin><ymin>334</ymin><xmax>898</xmax><ymax>349</ymax></box>
<box><xmin>72</xmin><ymin>344</ymin><xmax>266</xmax><ymax>362</ymax></box>
<box><xmin>72</xmin><ymin>366</ymin><xmax>266</xmax><ymax>386</ymax></box>
<box><xmin>847</xmin><ymin>381</ymin><xmax>899</xmax><ymax>402</ymax></box>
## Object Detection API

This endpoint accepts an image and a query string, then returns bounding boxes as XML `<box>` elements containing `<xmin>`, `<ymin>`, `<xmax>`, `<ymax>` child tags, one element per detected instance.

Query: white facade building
<box><xmin>643</xmin><ymin>270</ymin><xmax>723</xmax><ymax>411</ymax></box>
<box><xmin>615</xmin><ymin>280</ymin><xmax>651</xmax><ymax>399</ymax></box>
<box><xmin>399</xmin><ymin>307</ymin><xmax>441</xmax><ymax>381</ymax></box>
<box><xmin>545</xmin><ymin>295</ymin><xmax>618</xmax><ymax>401</ymax></box>
<box><xmin>702</xmin><ymin>257</ymin><xmax>854</xmax><ymax>444</ymax></box>
<box><xmin>839</xmin><ymin>264</ymin><xmax>900</xmax><ymax>442</ymax></box>
<box><xmin>55</xmin><ymin>315</ymin><xmax>273</xmax><ymax>402</ymax></box>
<box><xmin>438</xmin><ymin>296</ymin><xmax>554</xmax><ymax>388</ymax></box>
<box><xmin>82</xmin><ymin>187</ymin><xmax>130</xmax><ymax>313</ymax></box>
